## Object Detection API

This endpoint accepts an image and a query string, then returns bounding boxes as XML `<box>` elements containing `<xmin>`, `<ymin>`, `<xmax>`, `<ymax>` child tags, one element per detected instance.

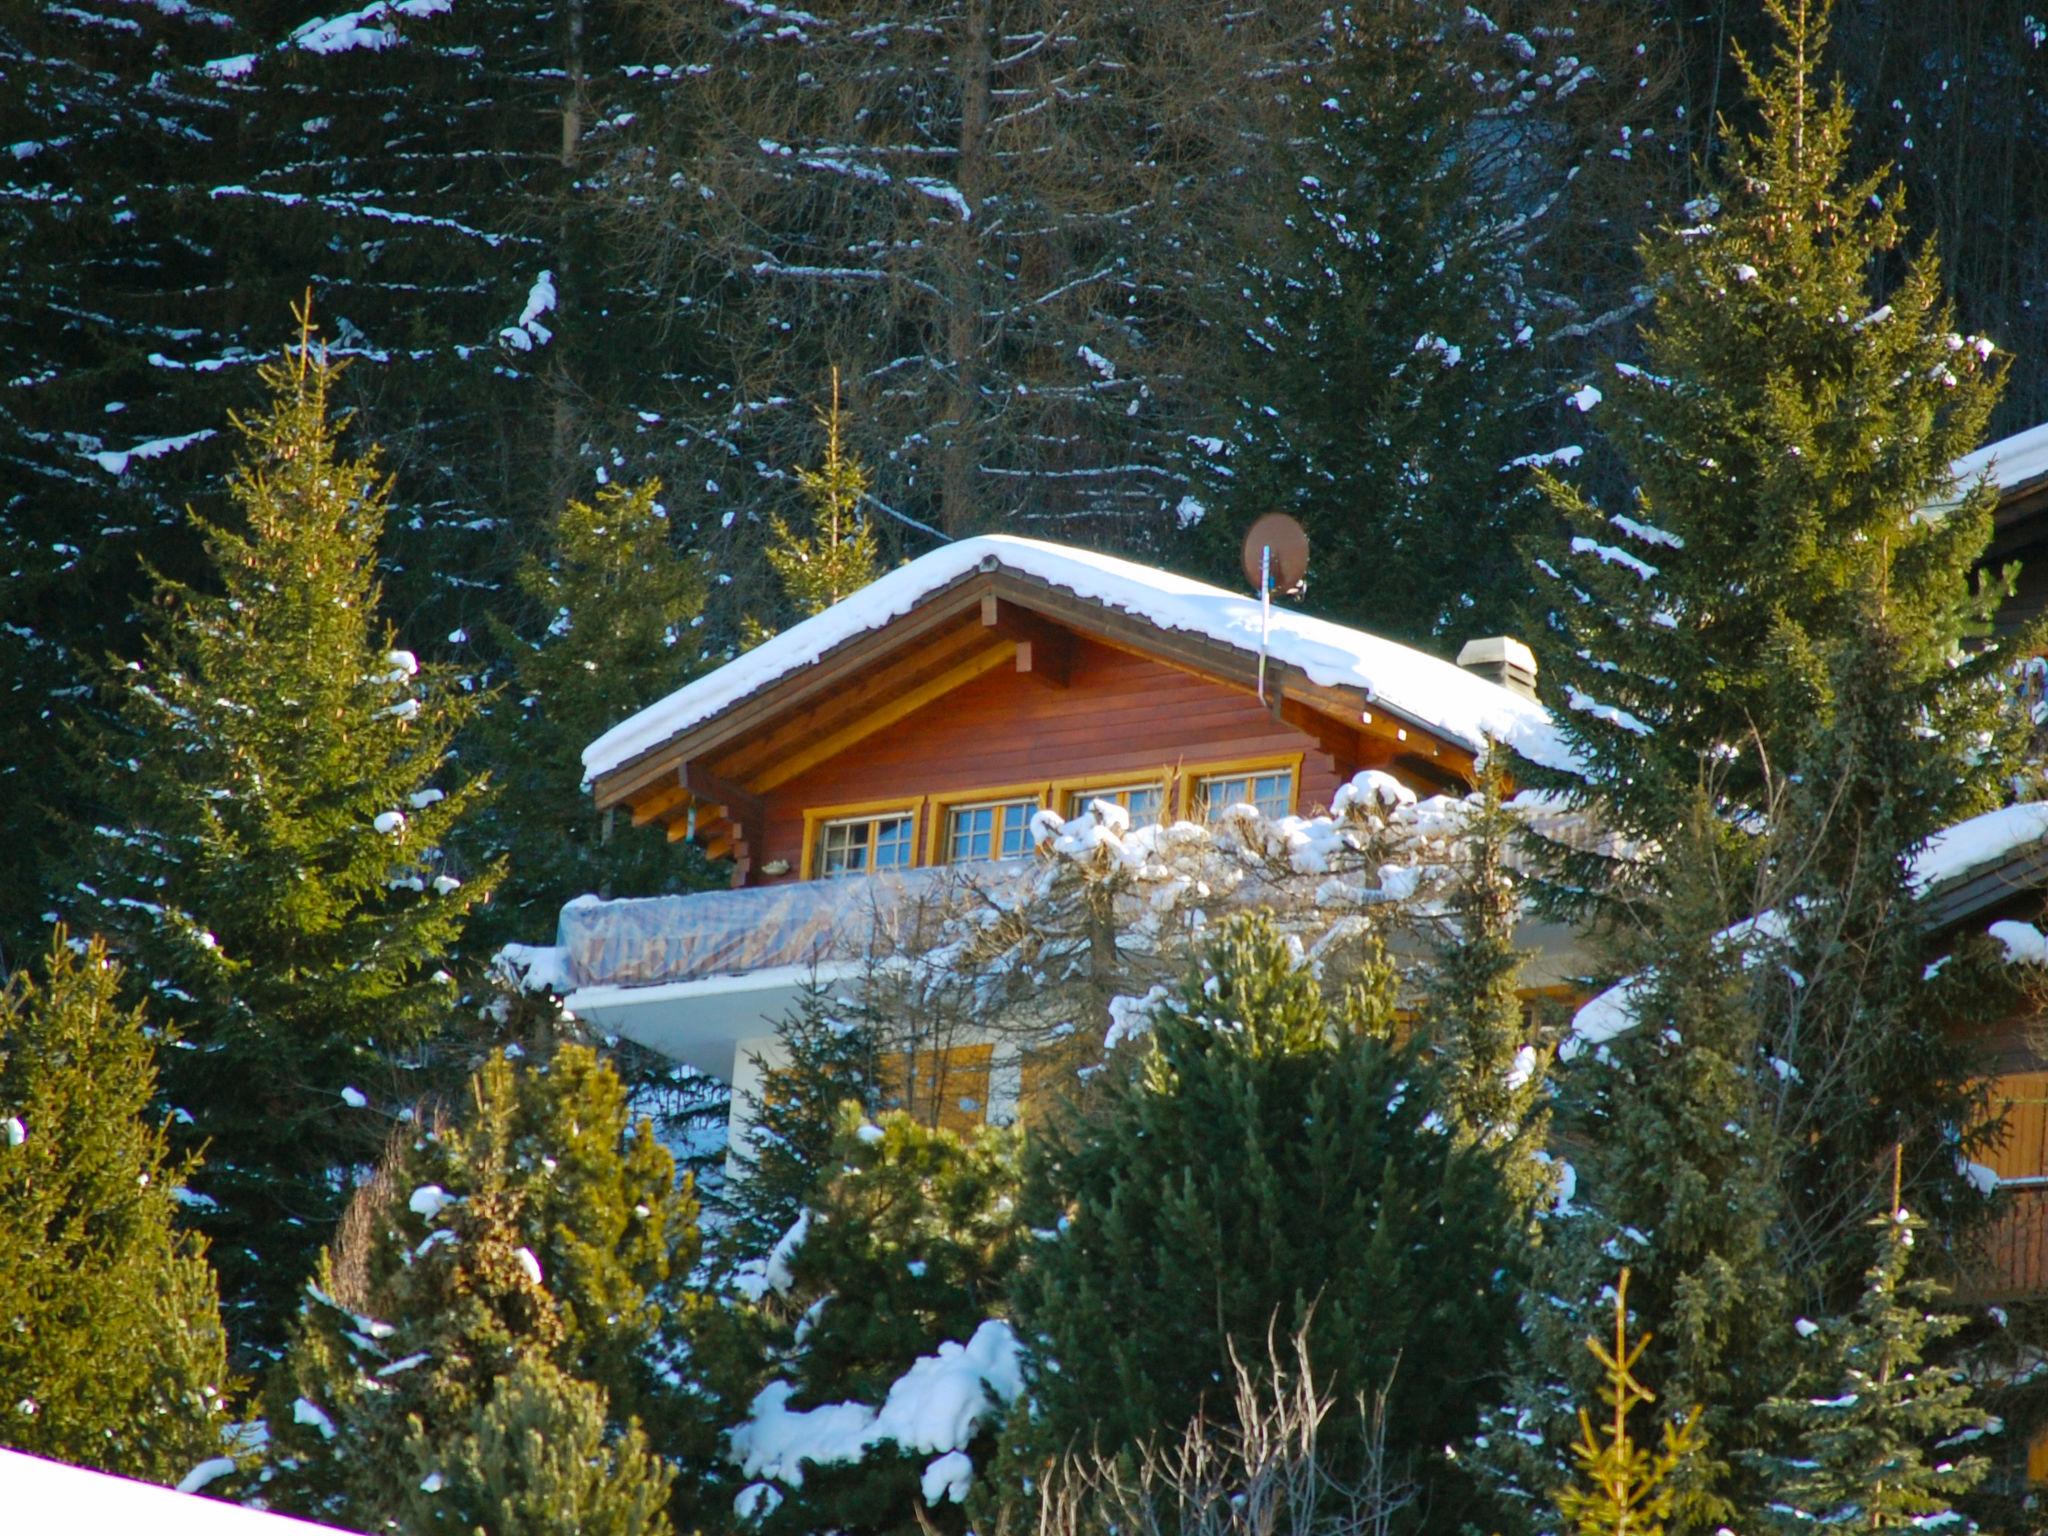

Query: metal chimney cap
<box><xmin>1456</xmin><ymin>636</ymin><xmax>1537</xmax><ymax>674</ymax></box>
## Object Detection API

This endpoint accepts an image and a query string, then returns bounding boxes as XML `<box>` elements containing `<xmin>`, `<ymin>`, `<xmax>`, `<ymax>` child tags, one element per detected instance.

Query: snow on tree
<box><xmin>1754</xmin><ymin>1192</ymin><xmax>1990</xmax><ymax>1536</ymax></box>
<box><xmin>0</xmin><ymin>930</ymin><xmax>232</xmax><ymax>1486</ymax></box>
<box><xmin>1521</xmin><ymin>0</ymin><xmax>2020</xmax><ymax>902</ymax></box>
<box><xmin>265</xmin><ymin>1042</ymin><xmax>697</xmax><ymax>1531</ymax></box>
<box><xmin>81</xmin><ymin>314</ymin><xmax>500</xmax><ymax>1355</ymax></box>
<box><xmin>1214</xmin><ymin>1</ymin><xmax>1667</xmax><ymax>642</ymax></box>
<box><xmin>1011</xmin><ymin>912</ymin><xmax>1522</xmax><ymax>1530</ymax></box>
<box><xmin>467</xmin><ymin>475</ymin><xmax>717</xmax><ymax>951</ymax></box>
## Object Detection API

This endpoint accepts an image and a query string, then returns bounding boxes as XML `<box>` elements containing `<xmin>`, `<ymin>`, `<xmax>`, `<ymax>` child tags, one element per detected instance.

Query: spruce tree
<box><xmin>1479</xmin><ymin>810</ymin><xmax>1792</xmax><ymax>1536</ymax></box>
<box><xmin>82</xmin><ymin>313</ymin><xmax>499</xmax><ymax>1354</ymax></box>
<box><xmin>0</xmin><ymin>930</ymin><xmax>232</xmax><ymax>1485</ymax></box>
<box><xmin>469</xmin><ymin>475</ymin><xmax>714</xmax><ymax>949</ymax></box>
<box><xmin>1755</xmin><ymin>1197</ymin><xmax>1988</xmax><ymax>1534</ymax></box>
<box><xmin>721</xmin><ymin>981</ymin><xmax>883</xmax><ymax>1266</ymax></box>
<box><xmin>1523</xmin><ymin>0</ymin><xmax>2016</xmax><ymax>894</ymax></box>
<box><xmin>725</xmin><ymin>1107</ymin><xmax>1026</xmax><ymax>1536</ymax></box>
<box><xmin>1012</xmin><ymin>913</ymin><xmax>1518</xmax><ymax>1529</ymax></box>
<box><xmin>399</xmin><ymin>1354</ymin><xmax>676</xmax><ymax>1536</ymax></box>
<box><xmin>266</xmin><ymin>1041</ymin><xmax>697</xmax><ymax>1531</ymax></box>
<box><xmin>1553</xmin><ymin>1270</ymin><xmax>1702</xmax><ymax>1536</ymax></box>
<box><xmin>757</xmin><ymin>371</ymin><xmax>881</xmax><ymax>631</ymax></box>
<box><xmin>1421</xmin><ymin>755</ymin><xmax>1548</xmax><ymax>1187</ymax></box>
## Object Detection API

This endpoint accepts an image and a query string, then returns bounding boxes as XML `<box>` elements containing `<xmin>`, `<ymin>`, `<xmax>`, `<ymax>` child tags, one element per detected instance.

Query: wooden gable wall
<box><xmin>749</xmin><ymin>636</ymin><xmax>1381</xmax><ymax>882</ymax></box>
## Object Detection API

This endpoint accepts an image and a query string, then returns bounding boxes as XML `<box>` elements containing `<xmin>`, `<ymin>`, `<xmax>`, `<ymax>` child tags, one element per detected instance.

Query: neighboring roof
<box><xmin>0</xmin><ymin>1449</ymin><xmax>352</xmax><ymax>1535</ymax></box>
<box><xmin>1568</xmin><ymin>801</ymin><xmax>2048</xmax><ymax>1052</ymax></box>
<box><xmin>584</xmin><ymin>535</ymin><xmax>1569</xmax><ymax>784</ymax></box>
<box><xmin>1950</xmin><ymin>420</ymin><xmax>2048</xmax><ymax>505</ymax></box>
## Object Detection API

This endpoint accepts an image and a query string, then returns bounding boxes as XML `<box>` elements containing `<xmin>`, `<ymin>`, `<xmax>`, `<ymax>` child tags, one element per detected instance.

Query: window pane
<box><xmin>1253</xmin><ymin>771</ymin><xmax>1293</xmax><ymax>818</ymax></box>
<box><xmin>1199</xmin><ymin>770</ymin><xmax>1292</xmax><ymax>822</ymax></box>
<box><xmin>948</xmin><ymin>805</ymin><xmax>994</xmax><ymax>863</ymax></box>
<box><xmin>1064</xmin><ymin>783</ymin><xmax>1164</xmax><ymax>820</ymax></box>
<box><xmin>874</xmin><ymin>815</ymin><xmax>915</xmax><ymax>869</ymax></box>
<box><xmin>819</xmin><ymin>820</ymin><xmax>866</xmax><ymax>877</ymax></box>
<box><xmin>997</xmin><ymin>801</ymin><xmax>1038</xmax><ymax>858</ymax></box>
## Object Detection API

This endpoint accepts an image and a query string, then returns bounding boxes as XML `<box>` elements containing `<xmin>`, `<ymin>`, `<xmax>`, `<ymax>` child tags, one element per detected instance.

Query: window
<box><xmin>945</xmin><ymin>798</ymin><xmax>1040</xmax><ymax>863</ymax></box>
<box><xmin>881</xmin><ymin>1043</ymin><xmax>995</xmax><ymax>1134</ymax></box>
<box><xmin>1196</xmin><ymin>767</ymin><xmax>1295</xmax><ymax>822</ymax></box>
<box><xmin>815</xmin><ymin>810</ymin><xmax>917</xmax><ymax>878</ymax></box>
<box><xmin>1062</xmin><ymin>781</ymin><xmax>1166</xmax><ymax>823</ymax></box>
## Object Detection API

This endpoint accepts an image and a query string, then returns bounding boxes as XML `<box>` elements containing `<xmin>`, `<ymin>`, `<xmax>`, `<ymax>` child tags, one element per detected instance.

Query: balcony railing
<box><xmin>1957</xmin><ymin>1181</ymin><xmax>2048</xmax><ymax>1301</ymax></box>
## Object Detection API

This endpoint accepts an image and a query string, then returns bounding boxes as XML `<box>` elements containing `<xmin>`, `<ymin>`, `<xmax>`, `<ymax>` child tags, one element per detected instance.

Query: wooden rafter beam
<box><xmin>980</xmin><ymin>594</ymin><xmax>1072</xmax><ymax>686</ymax></box>
<box><xmin>713</xmin><ymin>619</ymin><xmax>1002</xmax><ymax>784</ymax></box>
<box><xmin>628</xmin><ymin>780</ymin><xmax>689</xmax><ymax>828</ymax></box>
<box><xmin>682</xmin><ymin>762</ymin><xmax>763</xmax><ymax>829</ymax></box>
<box><xmin>752</xmin><ymin>642</ymin><xmax>1017</xmax><ymax>793</ymax></box>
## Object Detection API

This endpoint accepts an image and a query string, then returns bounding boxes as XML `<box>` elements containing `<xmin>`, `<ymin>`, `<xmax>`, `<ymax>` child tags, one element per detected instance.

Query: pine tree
<box><xmin>1554</xmin><ymin>1270</ymin><xmax>1703</xmax><ymax>1536</ymax></box>
<box><xmin>0</xmin><ymin>930</ymin><xmax>232</xmax><ymax>1485</ymax></box>
<box><xmin>1523</xmin><ymin>0</ymin><xmax>2018</xmax><ymax>897</ymax></box>
<box><xmin>722</xmin><ymin>981</ymin><xmax>883</xmax><ymax>1266</ymax></box>
<box><xmin>469</xmin><ymin>476</ymin><xmax>715</xmax><ymax>949</ymax></box>
<box><xmin>1012</xmin><ymin>912</ymin><xmax>1518</xmax><ymax>1528</ymax></box>
<box><xmin>1421</xmin><ymin>755</ymin><xmax>1548</xmax><ymax>1185</ymax></box>
<box><xmin>725</xmin><ymin>1106</ymin><xmax>1026</xmax><ymax>1536</ymax></box>
<box><xmin>1479</xmin><ymin>809</ymin><xmax>1792</xmax><ymax>1536</ymax></box>
<box><xmin>756</xmin><ymin>372</ymin><xmax>882</xmax><ymax>633</ymax></box>
<box><xmin>400</xmin><ymin>1354</ymin><xmax>676</xmax><ymax>1536</ymax></box>
<box><xmin>266</xmin><ymin>1041</ymin><xmax>698</xmax><ymax>1530</ymax></box>
<box><xmin>1755</xmin><ymin>1192</ymin><xmax>1989</xmax><ymax>1534</ymax></box>
<box><xmin>81</xmin><ymin>312</ymin><xmax>500</xmax><ymax>1354</ymax></box>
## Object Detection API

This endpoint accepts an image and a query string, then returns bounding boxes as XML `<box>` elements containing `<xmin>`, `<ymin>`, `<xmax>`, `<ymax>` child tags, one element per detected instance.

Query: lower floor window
<box><xmin>817</xmin><ymin>811</ymin><xmax>916</xmax><ymax>877</ymax></box>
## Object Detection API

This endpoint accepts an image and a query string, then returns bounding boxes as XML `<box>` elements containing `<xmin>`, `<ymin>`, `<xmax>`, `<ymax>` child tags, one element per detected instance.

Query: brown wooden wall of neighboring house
<box><xmin>751</xmin><ymin>636</ymin><xmax>1368</xmax><ymax>880</ymax></box>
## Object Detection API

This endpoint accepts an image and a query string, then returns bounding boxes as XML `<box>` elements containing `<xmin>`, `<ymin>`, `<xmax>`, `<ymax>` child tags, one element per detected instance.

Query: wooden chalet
<box><xmin>581</xmin><ymin>535</ymin><xmax>1559</xmax><ymax>889</ymax></box>
<box><xmin>556</xmin><ymin>535</ymin><xmax>1565</xmax><ymax>1135</ymax></box>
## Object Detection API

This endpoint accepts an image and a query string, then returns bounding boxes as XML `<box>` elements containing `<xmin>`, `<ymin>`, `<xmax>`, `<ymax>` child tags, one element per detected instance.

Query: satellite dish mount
<box><xmin>1240</xmin><ymin>514</ymin><xmax>1310</xmax><ymax>704</ymax></box>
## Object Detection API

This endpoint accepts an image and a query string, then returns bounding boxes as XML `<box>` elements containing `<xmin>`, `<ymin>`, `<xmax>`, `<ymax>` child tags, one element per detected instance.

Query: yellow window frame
<box><xmin>801</xmin><ymin>795</ymin><xmax>926</xmax><ymax>881</ymax></box>
<box><xmin>1053</xmin><ymin>766</ymin><xmax>1177</xmax><ymax>824</ymax></box>
<box><xmin>1185</xmin><ymin>752</ymin><xmax>1305</xmax><ymax>822</ymax></box>
<box><xmin>926</xmin><ymin>781</ymin><xmax>1052</xmax><ymax>866</ymax></box>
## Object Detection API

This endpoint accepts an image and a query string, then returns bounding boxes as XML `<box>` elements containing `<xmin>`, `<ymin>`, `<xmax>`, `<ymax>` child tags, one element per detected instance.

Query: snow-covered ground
<box><xmin>0</xmin><ymin>1449</ymin><xmax>352</xmax><ymax>1535</ymax></box>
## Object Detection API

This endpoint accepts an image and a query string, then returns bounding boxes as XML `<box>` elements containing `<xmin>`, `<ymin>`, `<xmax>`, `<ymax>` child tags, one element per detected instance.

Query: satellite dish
<box><xmin>1241</xmin><ymin>513</ymin><xmax>1310</xmax><ymax>596</ymax></box>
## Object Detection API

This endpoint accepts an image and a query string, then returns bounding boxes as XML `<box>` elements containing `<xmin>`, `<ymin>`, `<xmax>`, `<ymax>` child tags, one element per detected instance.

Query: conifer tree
<box><xmin>725</xmin><ymin>1107</ymin><xmax>1026</xmax><ymax>1536</ymax></box>
<box><xmin>1554</xmin><ymin>1270</ymin><xmax>1702</xmax><ymax>1536</ymax></box>
<box><xmin>1421</xmin><ymin>755</ymin><xmax>1548</xmax><ymax>1186</ymax></box>
<box><xmin>399</xmin><ymin>1354</ymin><xmax>676</xmax><ymax>1536</ymax></box>
<box><xmin>1754</xmin><ymin>1192</ymin><xmax>1989</xmax><ymax>1535</ymax></box>
<box><xmin>83</xmin><ymin>311</ymin><xmax>500</xmax><ymax>1352</ymax></box>
<box><xmin>1523</xmin><ymin>0</ymin><xmax>2016</xmax><ymax>895</ymax></box>
<box><xmin>759</xmin><ymin>371</ymin><xmax>881</xmax><ymax>629</ymax></box>
<box><xmin>469</xmin><ymin>475</ymin><xmax>714</xmax><ymax>948</ymax></box>
<box><xmin>0</xmin><ymin>930</ymin><xmax>232</xmax><ymax>1485</ymax></box>
<box><xmin>721</xmin><ymin>982</ymin><xmax>883</xmax><ymax>1266</ymax></box>
<box><xmin>1012</xmin><ymin>913</ymin><xmax>1517</xmax><ymax>1528</ymax></box>
<box><xmin>1479</xmin><ymin>810</ymin><xmax>1791</xmax><ymax>1536</ymax></box>
<box><xmin>265</xmin><ymin>1041</ymin><xmax>697</xmax><ymax>1530</ymax></box>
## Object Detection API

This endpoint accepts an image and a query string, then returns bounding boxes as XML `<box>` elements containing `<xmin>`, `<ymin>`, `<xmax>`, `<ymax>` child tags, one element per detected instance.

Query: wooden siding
<box><xmin>752</xmin><ymin>637</ymin><xmax>1370</xmax><ymax>880</ymax></box>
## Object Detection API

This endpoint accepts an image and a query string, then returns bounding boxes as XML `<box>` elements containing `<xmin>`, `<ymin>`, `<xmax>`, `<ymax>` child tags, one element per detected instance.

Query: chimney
<box><xmin>1456</xmin><ymin>636</ymin><xmax>1538</xmax><ymax>701</ymax></box>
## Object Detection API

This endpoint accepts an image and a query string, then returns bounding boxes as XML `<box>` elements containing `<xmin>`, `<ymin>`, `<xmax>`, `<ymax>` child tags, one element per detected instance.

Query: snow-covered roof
<box><xmin>0</xmin><ymin>1449</ymin><xmax>351</xmax><ymax>1535</ymax></box>
<box><xmin>1950</xmin><ymin>420</ymin><xmax>2048</xmax><ymax>502</ymax></box>
<box><xmin>584</xmin><ymin>535</ymin><xmax>1568</xmax><ymax>782</ymax></box>
<box><xmin>1567</xmin><ymin>801</ymin><xmax>2048</xmax><ymax>1051</ymax></box>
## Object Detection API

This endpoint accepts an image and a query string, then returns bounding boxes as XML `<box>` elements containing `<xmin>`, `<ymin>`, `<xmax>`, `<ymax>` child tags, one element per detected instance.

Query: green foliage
<box><xmin>399</xmin><ymin>1353</ymin><xmax>676</xmax><ymax>1536</ymax></box>
<box><xmin>81</xmin><ymin>317</ymin><xmax>501</xmax><ymax>1351</ymax></box>
<box><xmin>728</xmin><ymin>1107</ymin><xmax>1026</xmax><ymax>1536</ymax></box>
<box><xmin>1554</xmin><ymin>1270</ymin><xmax>1702</xmax><ymax>1536</ymax></box>
<box><xmin>469</xmin><ymin>475</ymin><xmax>716</xmax><ymax>948</ymax></box>
<box><xmin>1421</xmin><ymin>755</ymin><xmax>1548</xmax><ymax>1181</ymax></box>
<box><xmin>1012</xmin><ymin>912</ymin><xmax>1518</xmax><ymax>1528</ymax></box>
<box><xmin>265</xmin><ymin>1041</ymin><xmax>697</xmax><ymax>1530</ymax></box>
<box><xmin>1524</xmin><ymin>0</ymin><xmax>2017</xmax><ymax>893</ymax></box>
<box><xmin>723</xmin><ymin>982</ymin><xmax>883</xmax><ymax>1266</ymax></box>
<box><xmin>1755</xmin><ymin>1202</ymin><xmax>1988</xmax><ymax>1535</ymax></box>
<box><xmin>0</xmin><ymin>930</ymin><xmax>232</xmax><ymax>1484</ymax></box>
<box><xmin>760</xmin><ymin>372</ymin><xmax>881</xmax><ymax>629</ymax></box>
<box><xmin>1480</xmin><ymin>810</ymin><xmax>1791</xmax><ymax>1536</ymax></box>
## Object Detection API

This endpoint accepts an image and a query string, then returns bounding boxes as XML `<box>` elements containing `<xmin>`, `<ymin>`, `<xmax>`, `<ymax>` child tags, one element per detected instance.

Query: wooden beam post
<box><xmin>980</xmin><ymin>595</ymin><xmax>1072</xmax><ymax>686</ymax></box>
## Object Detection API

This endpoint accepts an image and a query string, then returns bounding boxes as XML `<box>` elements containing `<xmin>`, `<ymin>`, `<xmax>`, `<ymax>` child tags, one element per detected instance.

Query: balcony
<box><xmin>1960</xmin><ymin>1181</ymin><xmax>2048</xmax><ymax>1301</ymax></box>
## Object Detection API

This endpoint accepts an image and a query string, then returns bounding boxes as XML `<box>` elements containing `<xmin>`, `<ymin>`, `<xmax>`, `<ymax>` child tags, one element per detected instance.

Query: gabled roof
<box><xmin>0</xmin><ymin>1448</ymin><xmax>349</xmax><ymax>1535</ymax></box>
<box><xmin>1950</xmin><ymin>421</ymin><xmax>2048</xmax><ymax>510</ymax></box>
<box><xmin>584</xmin><ymin>535</ymin><xmax>1567</xmax><ymax>792</ymax></box>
